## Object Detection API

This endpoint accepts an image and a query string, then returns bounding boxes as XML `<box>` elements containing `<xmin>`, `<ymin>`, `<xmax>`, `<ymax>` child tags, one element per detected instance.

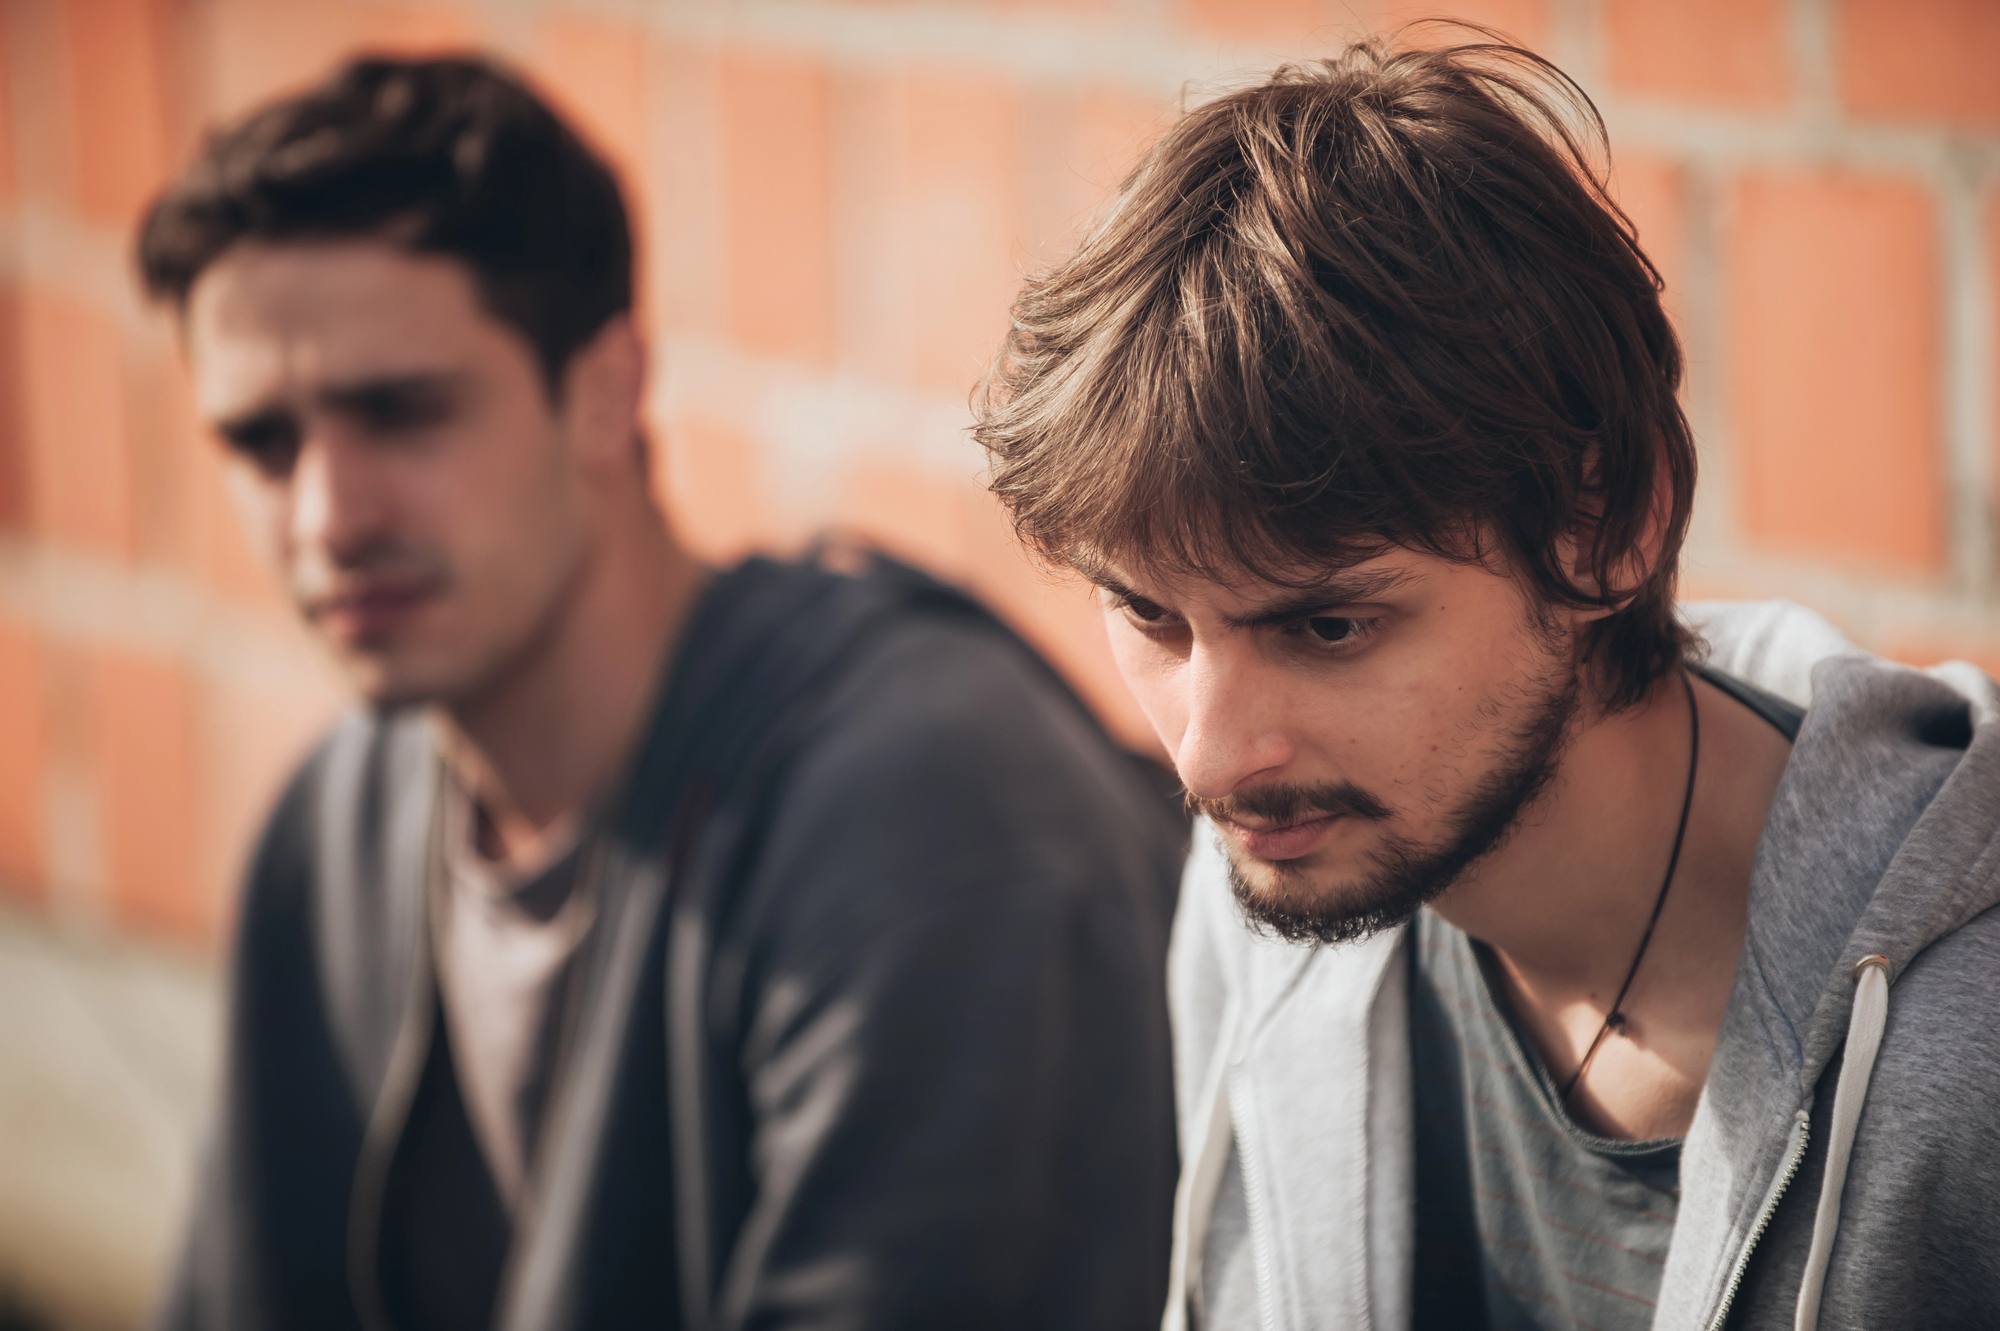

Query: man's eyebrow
<box><xmin>1070</xmin><ymin>553</ymin><xmax>1416</xmax><ymax>627</ymax></box>
<box><xmin>1066</xmin><ymin>550</ymin><xmax>1121</xmax><ymax>590</ymax></box>
<box><xmin>1067</xmin><ymin>556</ymin><xmax>1160</xmax><ymax>608</ymax></box>
<box><xmin>316</xmin><ymin>370</ymin><xmax>466</xmax><ymax>414</ymax></box>
<box><xmin>1070</xmin><ymin>562</ymin><xmax>1141</xmax><ymax>604</ymax></box>
<box><xmin>1222</xmin><ymin>568</ymin><xmax>1417</xmax><ymax>629</ymax></box>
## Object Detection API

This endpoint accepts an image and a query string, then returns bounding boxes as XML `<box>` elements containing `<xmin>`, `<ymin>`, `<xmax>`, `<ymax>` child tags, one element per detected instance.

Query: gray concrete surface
<box><xmin>0</xmin><ymin>909</ymin><xmax>219</xmax><ymax>1330</ymax></box>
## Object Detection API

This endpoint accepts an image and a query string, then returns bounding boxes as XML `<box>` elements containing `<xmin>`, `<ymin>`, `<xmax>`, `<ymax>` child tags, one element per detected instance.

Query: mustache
<box><xmin>290</xmin><ymin>541</ymin><xmax>447</xmax><ymax>606</ymax></box>
<box><xmin>1186</xmin><ymin>779</ymin><xmax>1393</xmax><ymax>828</ymax></box>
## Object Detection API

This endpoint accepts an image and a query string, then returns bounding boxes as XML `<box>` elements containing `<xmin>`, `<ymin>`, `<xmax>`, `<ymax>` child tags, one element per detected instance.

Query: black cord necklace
<box><xmin>1560</xmin><ymin>669</ymin><xmax>1701</xmax><ymax>1107</ymax></box>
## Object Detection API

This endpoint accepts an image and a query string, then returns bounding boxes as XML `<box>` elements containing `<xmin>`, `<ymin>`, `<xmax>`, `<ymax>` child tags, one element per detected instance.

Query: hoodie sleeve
<box><xmin>702</xmin><ymin>616</ymin><xmax>1184</xmax><ymax>1331</ymax></box>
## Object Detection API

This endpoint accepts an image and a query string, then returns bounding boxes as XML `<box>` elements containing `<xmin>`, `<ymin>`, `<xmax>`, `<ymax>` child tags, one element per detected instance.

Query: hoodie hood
<box><xmin>1691</xmin><ymin>598</ymin><xmax>2000</xmax><ymax>1081</ymax></box>
<box><xmin>1662</xmin><ymin>602</ymin><xmax>2000</xmax><ymax>1329</ymax></box>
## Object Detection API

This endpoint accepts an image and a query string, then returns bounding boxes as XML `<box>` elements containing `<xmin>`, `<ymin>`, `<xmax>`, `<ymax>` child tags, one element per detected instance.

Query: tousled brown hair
<box><xmin>138</xmin><ymin>56</ymin><xmax>630</xmax><ymax>395</ymax></box>
<box><xmin>974</xmin><ymin>32</ymin><xmax>1697</xmax><ymax>708</ymax></box>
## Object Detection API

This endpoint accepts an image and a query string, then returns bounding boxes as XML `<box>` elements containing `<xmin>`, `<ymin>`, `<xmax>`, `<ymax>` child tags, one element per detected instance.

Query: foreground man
<box><xmin>977</xmin><ymin>36</ymin><xmax>2000</xmax><ymax>1331</ymax></box>
<box><xmin>143</xmin><ymin>56</ymin><xmax>1183</xmax><ymax>1330</ymax></box>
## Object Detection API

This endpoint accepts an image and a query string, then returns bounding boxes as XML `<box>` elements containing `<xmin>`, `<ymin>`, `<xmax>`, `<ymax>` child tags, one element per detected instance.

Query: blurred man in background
<box><xmin>977</xmin><ymin>33</ymin><xmax>2000</xmax><ymax>1331</ymax></box>
<box><xmin>139</xmin><ymin>55</ymin><xmax>1183</xmax><ymax>1331</ymax></box>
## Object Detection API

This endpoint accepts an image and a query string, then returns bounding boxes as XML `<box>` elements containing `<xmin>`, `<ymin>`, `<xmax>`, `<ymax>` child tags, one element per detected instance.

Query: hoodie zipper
<box><xmin>1704</xmin><ymin>1109</ymin><xmax>1811</xmax><ymax>1331</ymax></box>
<box><xmin>345</xmin><ymin>777</ymin><xmax>448</xmax><ymax>1331</ymax></box>
<box><xmin>1227</xmin><ymin>1068</ymin><xmax>1283</xmax><ymax>1331</ymax></box>
<box><xmin>346</xmin><ymin>945</ymin><xmax>435</xmax><ymax>1331</ymax></box>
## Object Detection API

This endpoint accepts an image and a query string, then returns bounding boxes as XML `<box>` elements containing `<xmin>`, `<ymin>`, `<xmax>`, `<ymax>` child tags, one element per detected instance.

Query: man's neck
<box><xmin>1426</xmin><ymin>667</ymin><xmax>1794</xmax><ymax>1139</ymax></box>
<box><xmin>434</xmin><ymin>508</ymin><xmax>707</xmax><ymax>873</ymax></box>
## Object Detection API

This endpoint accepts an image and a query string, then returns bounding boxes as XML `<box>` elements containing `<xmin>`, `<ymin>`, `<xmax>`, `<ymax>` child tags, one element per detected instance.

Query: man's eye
<box><xmin>1124</xmin><ymin>597</ymin><xmax>1168</xmax><ymax>623</ymax></box>
<box><xmin>220</xmin><ymin>417</ymin><xmax>302</xmax><ymax>475</ymax></box>
<box><xmin>1307</xmin><ymin>616</ymin><xmax>1359</xmax><ymax>643</ymax></box>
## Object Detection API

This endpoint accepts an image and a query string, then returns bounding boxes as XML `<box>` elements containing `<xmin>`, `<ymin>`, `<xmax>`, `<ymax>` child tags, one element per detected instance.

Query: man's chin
<box><xmin>1222</xmin><ymin>843</ymin><xmax>1432</xmax><ymax>947</ymax></box>
<box><xmin>335</xmin><ymin>651</ymin><xmax>457</xmax><ymax>712</ymax></box>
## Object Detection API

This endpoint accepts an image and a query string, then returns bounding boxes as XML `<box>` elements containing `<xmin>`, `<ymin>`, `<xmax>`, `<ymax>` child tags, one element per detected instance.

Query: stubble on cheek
<box><xmin>1219</xmin><ymin>649</ymin><xmax>1581</xmax><ymax>947</ymax></box>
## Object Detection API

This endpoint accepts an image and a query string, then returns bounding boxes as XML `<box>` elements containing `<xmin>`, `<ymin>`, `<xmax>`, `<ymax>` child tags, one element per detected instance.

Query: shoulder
<box><xmin>239</xmin><ymin>706</ymin><xmax>432</xmax><ymax>905</ymax></box>
<box><xmin>715</xmin><ymin>608</ymin><xmax>1184</xmax><ymax>974</ymax></box>
<box><xmin>683</xmin><ymin>555</ymin><xmax>1179</xmax><ymax>869</ymax></box>
<box><xmin>788</xmin><ymin>610</ymin><xmax>1181</xmax><ymax>881</ymax></box>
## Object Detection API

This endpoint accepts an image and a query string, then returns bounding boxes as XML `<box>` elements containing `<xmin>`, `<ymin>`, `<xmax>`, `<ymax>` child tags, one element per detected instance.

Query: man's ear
<box><xmin>557</xmin><ymin>313</ymin><xmax>646</xmax><ymax>477</ymax></box>
<box><xmin>1559</xmin><ymin>445</ymin><xmax>1673</xmax><ymax>615</ymax></box>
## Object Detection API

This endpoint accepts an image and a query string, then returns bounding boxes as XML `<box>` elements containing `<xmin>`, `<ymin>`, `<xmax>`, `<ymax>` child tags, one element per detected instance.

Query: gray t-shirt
<box><xmin>1409</xmin><ymin>908</ymin><xmax>1681</xmax><ymax>1329</ymax></box>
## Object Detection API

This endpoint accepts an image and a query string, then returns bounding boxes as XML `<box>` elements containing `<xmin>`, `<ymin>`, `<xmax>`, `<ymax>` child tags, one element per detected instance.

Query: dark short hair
<box><xmin>974</xmin><ymin>33</ymin><xmax>1697</xmax><ymax>708</ymax></box>
<box><xmin>137</xmin><ymin>54</ymin><xmax>631</xmax><ymax>393</ymax></box>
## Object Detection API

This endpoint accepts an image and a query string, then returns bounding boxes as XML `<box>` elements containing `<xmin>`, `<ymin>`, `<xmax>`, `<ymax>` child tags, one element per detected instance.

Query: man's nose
<box><xmin>1173</xmin><ymin>646</ymin><xmax>1295</xmax><ymax>802</ymax></box>
<box><xmin>289</xmin><ymin>432</ymin><xmax>392</xmax><ymax>565</ymax></box>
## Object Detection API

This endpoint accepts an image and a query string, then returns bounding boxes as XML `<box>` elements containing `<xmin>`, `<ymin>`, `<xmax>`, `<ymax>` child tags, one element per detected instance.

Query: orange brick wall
<box><xmin>1</xmin><ymin>0</ymin><xmax>1997</xmax><ymax>948</ymax></box>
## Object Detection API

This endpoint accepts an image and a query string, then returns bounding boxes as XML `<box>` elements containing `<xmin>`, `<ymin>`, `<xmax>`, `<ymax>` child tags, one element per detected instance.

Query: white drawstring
<box><xmin>1793</xmin><ymin>954</ymin><xmax>1892</xmax><ymax>1331</ymax></box>
<box><xmin>1163</xmin><ymin>1007</ymin><xmax>1238</xmax><ymax>1331</ymax></box>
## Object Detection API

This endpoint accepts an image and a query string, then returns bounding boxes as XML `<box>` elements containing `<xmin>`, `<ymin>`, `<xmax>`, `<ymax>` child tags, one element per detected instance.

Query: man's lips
<box><xmin>1222</xmin><ymin>813</ymin><xmax>1343</xmax><ymax>862</ymax></box>
<box><xmin>306</xmin><ymin>581</ymin><xmax>440</xmax><ymax>642</ymax></box>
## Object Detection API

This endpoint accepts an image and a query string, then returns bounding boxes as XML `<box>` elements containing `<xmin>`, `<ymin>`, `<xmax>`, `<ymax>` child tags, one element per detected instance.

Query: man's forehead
<box><xmin>184</xmin><ymin>240</ymin><xmax>486</xmax><ymax>414</ymax></box>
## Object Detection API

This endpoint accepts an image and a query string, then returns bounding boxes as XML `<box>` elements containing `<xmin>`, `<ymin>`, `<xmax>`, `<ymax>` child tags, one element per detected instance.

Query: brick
<box><xmin>1726</xmin><ymin>171</ymin><xmax>1943</xmax><ymax>574</ymax></box>
<box><xmin>348</xmin><ymin>2</ymin><xmax>478</xmax><ymax>50</ymax></box>
<box><xmin>901</xmin><ymin>73</ymin><xmax>1025</xmax><ymax>395</ymax></box>
<box><xmin>828</xmin><ymin>70</ymin><xmax>910</xmax><ymax>383</ymax></box>
<box><xmin>834</xmin><ymin>459</ymin><xmax>975</xmax><ymax>581</ymax></box>
<box><xmin>1991</xmin><ymin>193</ymin><xmax>2000</xmax><ymax>523</ymax></box>
<box><xmin>202</xmin><ymin>0</ymin><xmax>477</xmax><ymax>119</ymax></box>
<box><xmin>63</xmin><ymin>0</ymin><xmax>175</xmax><ymax>226</ymax></box>
<box><xmin>0</xmin><ymin>5</ymin><xmax>15</xmax><ymax>204</ymax></box>
<box><xmin>1017</xmin><ymin>85</ymin><xmax>1170</xmax><ymax>277</ymax></box>
<box><xmin>196</xmin><ymin>658</ymin><xmax>342</xmax><ymax>937</ymax></box>
<box><xmin>1072</xmin><ymin>87</ymin><xmax>1171</xmax><ymax>199</ymax></box>
<box><xmin>0</xmin><ymin>286</ymin><xmax>25</xmax><ymax>533</ymax></box>
<box><xmin>196</xmin><ymin>448</ymin><xmax>288</xmax><ymax>609</ymax></box>
<box><xmin>1184</xmin><ymin>0</ymin><xmax>1328</xmax><ymax>41</ymax></box>
<box><xmin>89</xmin><ymin>651</ymin><xmax>203</xmax><ymax>940</ymax></box>
<box><xmin>154</xmin><ymin>339</ymin><xmax>285</xmax><ymax>606</ymax></box>
<box><xmin>958</xmin><ymin>486</ymin><xmax>1158</xmax><ymax>754</ymax></box>
<box><xmin>648</xmin><ymin>41</ymin><xmax>722</xmax><ymax>339</ymax></box>
<box><xmin>528</xmin><ymin>13</ymin><xmax>652</xmax><ymax>211</ymax></box>
<box><xmin>21</xmin><ymin>291</ymin><xmax>134</xmax><ymax>558</ymax></box>
<box><xmin>1193</xmin><ymin>1</ymin><xmax>1548</xmax><ymax>49</ymax></box>
<box><xmin>991</xmin><ymin>0</ymin><xmax>1117</xmax><ymax>13</ymax></box>
<box><xmin>1881</xmin><ymin>635</ymin><xmax>2000</xmax><ymax>685</ymax></box>
<box><xmin>1605</xmin><ymin>0</ymin><xmax>1791</xmax><ymax>108</ymax></box>
<box><xmin>1608</xmin><ymin>152</ymin><xmax>1688</xmax><ymax>332</ymax></box>
<box><xmin>124</xmin><ymin>340</ymin><xmax>197</xmax><ymax>569</ymax></box>
<box><xmin>1840</xmin><ymin>0</ymin><xmax>2000</xmax><ymax>127</ymax></box>
<box><xmin>718</xmin><ymin>52</ymin><xmax>836</xmax><ymax>367</ymax></box>
<box><xmin>0</xmin><ymin>620</ymin><xmax>48</xmax><ymax>900</ymax></box>
<box><xmin>1375</xmin><ymin>0</ymin><xmax>1549</xmax><ymax>51</ymax></box>
<box><xmin>654</xmin><ymin>416</ymin><xmax>780</xmax><ymax>563</ymax></box>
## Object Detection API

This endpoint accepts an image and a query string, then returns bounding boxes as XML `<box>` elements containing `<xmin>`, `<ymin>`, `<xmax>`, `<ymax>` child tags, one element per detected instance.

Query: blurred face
<box><xmin>186</xmin><ymin>240</ymin><xmax>594</xmax><ymax>707</ymax></box>
<box><xmin>1091</xmin><ymin>549</ymin><xmax>1584</xmax><ymax>943</ymax></box>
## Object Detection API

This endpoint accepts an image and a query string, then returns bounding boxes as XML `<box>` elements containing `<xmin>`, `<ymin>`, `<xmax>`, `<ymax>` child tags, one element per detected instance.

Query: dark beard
<box><xmin>1215</xmin><ymin>661</ymin><xmax>1581</xmax><ymax>946</ymax></box>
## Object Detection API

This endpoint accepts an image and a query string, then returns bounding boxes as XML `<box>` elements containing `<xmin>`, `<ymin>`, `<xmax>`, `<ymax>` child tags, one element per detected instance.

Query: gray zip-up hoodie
<box><xmin>1166</xmin><ymin>600</ymin><xmax>2000</xmax><ymax>1330</ymax></box>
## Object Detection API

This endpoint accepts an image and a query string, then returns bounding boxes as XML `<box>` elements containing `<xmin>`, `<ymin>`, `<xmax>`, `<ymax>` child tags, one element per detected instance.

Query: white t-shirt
<box><xmin>433</xmin><ymin>775</ymin><xmax>594</xmax><ymax>1208</ymax></box>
